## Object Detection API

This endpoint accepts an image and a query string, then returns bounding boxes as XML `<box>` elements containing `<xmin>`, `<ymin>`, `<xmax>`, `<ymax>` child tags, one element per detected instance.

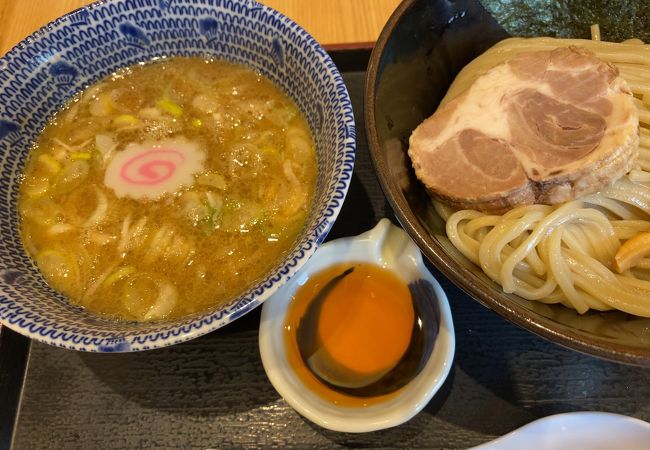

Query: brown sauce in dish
<box><xmin>284</xmin><ymin>262</ymin><xmax>432</xmax><ymax>407</ymax></box>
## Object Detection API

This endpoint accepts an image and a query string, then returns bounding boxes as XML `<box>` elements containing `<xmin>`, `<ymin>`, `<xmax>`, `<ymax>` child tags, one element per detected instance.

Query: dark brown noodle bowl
<box><xmin>365</xmin><ymin>0</ymin><xmax>650</xmax><ymax>365</ymax></box>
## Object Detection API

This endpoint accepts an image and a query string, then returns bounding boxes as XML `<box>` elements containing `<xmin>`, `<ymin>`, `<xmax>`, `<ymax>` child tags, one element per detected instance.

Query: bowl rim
<box><xmin>0</xmin><ymin>0</ymin><xmax>355</xmax><ymax>352</ymax></box>
<box><xmin>470</xmin><ymin>412</ymin><xmax>650</xmax><ymax>450</ymax></box>
<box><xmin>363</xmin><ymin>0</ymin><xmax>650</xmax><ymax>366</ymax></box>
<box><xmin>258</xmin><ymin>219</ymin><xmax>456</xmax><ymax>433</ymax></box>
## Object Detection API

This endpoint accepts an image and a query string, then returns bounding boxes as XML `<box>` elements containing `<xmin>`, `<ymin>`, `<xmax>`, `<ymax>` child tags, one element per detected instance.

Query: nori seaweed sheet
<box><xmin>480</xmin><ymin>0</ymin><xmax>649</xmax><ymax>42</ymax></box>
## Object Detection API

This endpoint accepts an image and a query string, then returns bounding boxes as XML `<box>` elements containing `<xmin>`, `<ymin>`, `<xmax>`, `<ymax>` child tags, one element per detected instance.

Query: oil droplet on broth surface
<box><xmin>284</xmin><ymin>262</ymin><xmax>427</xmax><ymax>407</ymax></box>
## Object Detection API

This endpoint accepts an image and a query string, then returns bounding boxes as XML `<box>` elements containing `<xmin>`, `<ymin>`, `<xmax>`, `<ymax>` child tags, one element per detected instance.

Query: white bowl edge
<box><xmin>259</xmin><ymin>218</ymin><xmax>456</xmax><ymax>433</ymax></box>
<box><xmin>470</xmin><ymin>411</ymin><xmax>650</xmax><ymax>450</ymax></box>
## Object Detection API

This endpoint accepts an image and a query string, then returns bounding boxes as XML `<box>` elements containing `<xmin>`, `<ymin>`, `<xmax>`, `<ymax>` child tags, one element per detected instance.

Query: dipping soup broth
<box><xmin>19</xmin><ymin>58</ymin><xmax>317</xmax><ymax>321</ymax></box>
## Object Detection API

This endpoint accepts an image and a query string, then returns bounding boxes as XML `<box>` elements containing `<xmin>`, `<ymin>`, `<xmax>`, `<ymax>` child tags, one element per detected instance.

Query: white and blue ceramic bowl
<box><xmin>0</xmin><ymin>0</ymin><xmax>355</xmax><ymax>351</ymax></box>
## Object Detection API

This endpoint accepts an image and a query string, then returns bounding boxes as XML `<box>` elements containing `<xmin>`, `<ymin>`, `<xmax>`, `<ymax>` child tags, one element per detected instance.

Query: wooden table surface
<box><xmin>0</xmin><ymin>0</ymin><xmax>401</xmax><ymax>56</ymax></box>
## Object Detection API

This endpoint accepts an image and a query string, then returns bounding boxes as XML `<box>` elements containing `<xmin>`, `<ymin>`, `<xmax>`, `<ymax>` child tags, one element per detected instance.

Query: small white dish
<box><xmin>471</xmin><ymin>412</ymin><xmax>650</xmax><ymax>450</ymax></box>
<box><xmin>259</xmin><ymin>218</ymin><xmax>455</xmax><ymax>433</ymax></box>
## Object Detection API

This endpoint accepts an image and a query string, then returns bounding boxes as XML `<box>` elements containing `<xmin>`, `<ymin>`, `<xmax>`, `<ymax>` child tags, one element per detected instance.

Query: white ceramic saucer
<box><xmin>258</xmin><ymin>219</ymin><xmax>455</xmax><ymax>433</ymax></box>
<box><xmin>472</xmin><ymin>412</ymin><xmax>650</xmax><ymax>450</ymax></box>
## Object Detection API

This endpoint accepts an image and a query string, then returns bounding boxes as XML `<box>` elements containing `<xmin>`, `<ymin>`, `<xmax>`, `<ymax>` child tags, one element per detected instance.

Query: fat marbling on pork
<box><xmin>408</xmin><ymin>46</ymin><xmax>640</xmax><ymax>214</ymax></box>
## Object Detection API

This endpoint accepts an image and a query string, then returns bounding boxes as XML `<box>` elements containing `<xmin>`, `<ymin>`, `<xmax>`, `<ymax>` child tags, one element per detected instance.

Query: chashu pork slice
<box><xmin>408</xmin><ymin>46</ymin><xmax>639</xmax><ymax>214</ymax></box>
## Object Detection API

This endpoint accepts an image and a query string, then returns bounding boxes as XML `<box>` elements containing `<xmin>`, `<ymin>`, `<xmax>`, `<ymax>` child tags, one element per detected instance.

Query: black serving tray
<box><xmin>1</xmin><ymin>50</ymin><xmax>649</xmax><ymax>449</ymax></box>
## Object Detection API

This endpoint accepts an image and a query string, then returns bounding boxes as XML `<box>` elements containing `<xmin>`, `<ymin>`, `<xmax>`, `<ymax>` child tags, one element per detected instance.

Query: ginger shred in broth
<box><xmin>18</xmin><ymin>57</ymin><xmax>317</xmax><ymax>321</ymax></box>
<box><xmin>285</xmin><ymin>263</ymin><xmax>429</xmax><ymax>407</ymax></box>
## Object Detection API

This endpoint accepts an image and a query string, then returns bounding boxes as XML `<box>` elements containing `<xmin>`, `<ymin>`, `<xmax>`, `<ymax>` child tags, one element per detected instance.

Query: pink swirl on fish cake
<box><xmin>120</xmin><ymin>149</ymin><xmax>186</xmax><ymax>185</ymax></box>
<box><xmin>104</xmin><ymin>138</ymin><xmax>205</xmax><ymax>200</ymax></box>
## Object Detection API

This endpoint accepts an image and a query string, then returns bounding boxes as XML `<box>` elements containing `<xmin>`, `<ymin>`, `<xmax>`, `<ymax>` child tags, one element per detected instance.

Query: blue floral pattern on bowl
<box><xmin>0</xmin><ymin>0</ymin><xmax>355</xmax><ymax>352</ymax></box>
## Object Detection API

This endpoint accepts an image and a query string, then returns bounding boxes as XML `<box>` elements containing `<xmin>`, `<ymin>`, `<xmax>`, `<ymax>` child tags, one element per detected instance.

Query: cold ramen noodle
<box><xmin>19</xmin><ymin>58</ymin><xmax>317</xmax><ymax>321</ymax></box>
<box><xmin>409</xmin><ymin>34</ymin><xmax>650</xmax><ymax>317</ymax></box>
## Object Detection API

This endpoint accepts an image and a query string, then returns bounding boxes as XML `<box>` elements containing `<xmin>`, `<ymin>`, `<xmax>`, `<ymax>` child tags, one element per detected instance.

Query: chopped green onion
<box><xmin>112</xmin><ymin>114</ymin><xmax>141</xmax><ymax>128</ymax></box>
<box><xmin>103</xmin><ymin>266</ymin><xmax>136</xmax><ymax>287</ymax></box>
<box><xmin>156</xmin><ymin>99</ymin><xmax>183</xmax><ymax>118</ymax></box>
<box><xmin>70</xmin><ymin>152</ymin><xmax>92</xmax><ymax>161</ymax></box>
<box><xmin>38</xmin><ymin>154</ymin><xmax>62</xmax><ymax>173</ymax></box>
